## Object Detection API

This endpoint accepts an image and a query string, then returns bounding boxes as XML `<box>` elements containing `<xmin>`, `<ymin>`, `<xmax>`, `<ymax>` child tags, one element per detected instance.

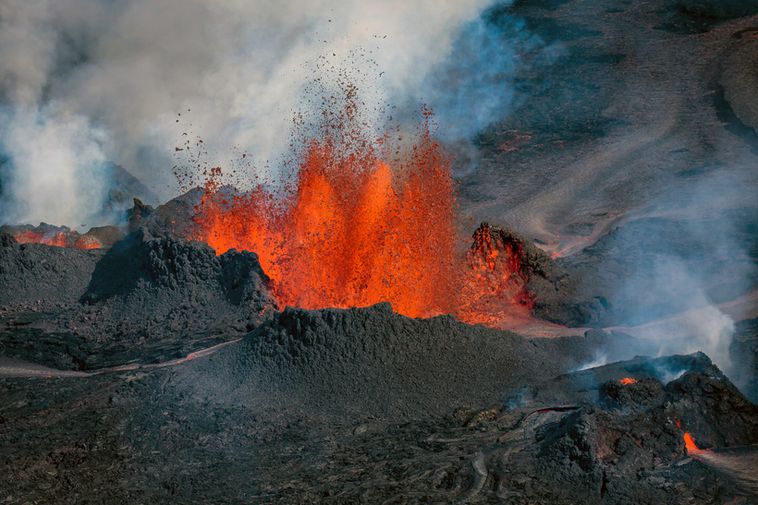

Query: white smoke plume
<box><xmin>0</xmin><ymin>0</ymin><xmax>533</xmax><ymax>228</ymax></box>
<box><xmin>0</xmin><ymin>107</ymin><xmax>108</xmax><ymax>227</ymax></box>
<box><xmin>601</xmin><ymin>167</ymin><xmax>757</xmax><ymax>380</ymax></box>
<box><xmin>614</xmin><ymin>275</ymin><xmax>737</xmax><ymax>376</ymax></box>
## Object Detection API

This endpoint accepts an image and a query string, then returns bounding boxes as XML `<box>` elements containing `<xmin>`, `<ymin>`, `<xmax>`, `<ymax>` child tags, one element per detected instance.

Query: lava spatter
<box><xmin>192</xmin><ymin>111</ymin><xmax>532</xmax><ymax>327</ymax></box>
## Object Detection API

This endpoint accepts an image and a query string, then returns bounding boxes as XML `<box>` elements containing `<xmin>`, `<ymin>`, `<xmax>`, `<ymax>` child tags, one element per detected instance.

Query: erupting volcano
<box><xmin>192</xmin><ymin>111</ymin><xmax>533</xmax><ymax>326</ymax></box>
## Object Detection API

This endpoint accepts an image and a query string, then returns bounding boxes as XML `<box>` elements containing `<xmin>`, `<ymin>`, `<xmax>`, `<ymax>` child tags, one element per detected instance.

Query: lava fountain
<box><xmin>193</xmin><ymin>109</ymin><xmax>532</xmax><ymax>327</ymax></box>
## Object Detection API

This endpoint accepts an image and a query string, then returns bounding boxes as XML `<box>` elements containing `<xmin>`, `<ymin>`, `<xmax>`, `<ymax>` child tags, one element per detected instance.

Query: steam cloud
<box><xmin>0</xmin><ymin>0</ymin><xmax>534</xmax><ymax>228</ymax></box>
<box><xmin>600</xmin><ymin>168</ymin><xmax>757</xmax><ymax>383</ymax></box>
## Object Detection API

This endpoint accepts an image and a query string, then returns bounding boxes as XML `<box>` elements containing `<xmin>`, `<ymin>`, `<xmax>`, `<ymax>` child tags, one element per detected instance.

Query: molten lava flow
<box><xmin>683</xmin><ymin>432</ymin><xmax>702</xmax><ymax>454</ymax></box>
<box><xmin>193</xmin><ymin>115</ymin><xmax>532</xmax><ymax>327</ymax></box>
<box><xmin>73</xmin><ymin>235</ymin><xmax>102</xmax><ymax>250</ymax></box>
<box><xmin>12</xmin><ymin>229</ymin><xmax>102</xmax><ymax>250</ymax></box>
<box><xmin>619</xmin><ymin>377</ymin><xmax>637</xmax><ymax>385</ymax></box>
<box><xmin>14</xmin><ymin>230</ymin><xmax>68</xmax><ymax>248</ymax></box>
<box><xmin>675</xmin><ymin>420</ymin><xmax>703</xmax><ymax>454</ymax></box>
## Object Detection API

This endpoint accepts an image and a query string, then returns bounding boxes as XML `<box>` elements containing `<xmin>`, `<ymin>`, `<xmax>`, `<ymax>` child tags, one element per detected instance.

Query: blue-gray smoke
<box><xmin>422</xmin><ymin>10</ymin><xmax>542</xmax><ymax>142</ymax></box>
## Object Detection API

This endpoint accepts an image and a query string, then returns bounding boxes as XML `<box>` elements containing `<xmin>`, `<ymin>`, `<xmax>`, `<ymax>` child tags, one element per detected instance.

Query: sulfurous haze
<box><xmin>0</xmin><ymin>0</ymin><xmax>536</xmax><ymax>229</ymax></box>
<box><xmin>593</xmin><ymin>166</ymin><xmax>758</xmax><ymax>382</ymax></box>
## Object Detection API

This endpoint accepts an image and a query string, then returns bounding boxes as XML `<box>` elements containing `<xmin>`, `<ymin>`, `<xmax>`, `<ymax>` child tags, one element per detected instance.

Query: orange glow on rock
<box><xmin>619</xmin><ymin>377</ymin><xmax>637</xmax><ymax>385</ymax></box>
<box><xmin>12</xmin><ymin>230</ymin><xmax>101</xmax><ymax>250</ymax></box>
<box><xmin>455</xmin><ymin>223</ymin><xmax>534</xmax><ymax>327</ymax></box>
<box><xmin>192</xmin><ymin>116</ymin><xmax>532</xmax><ymax>327</ymax></box>
<box><xmin>683</xmin><ymin>432</ymin><xmax>701</xmax><ymax>454</ymax></box>
<box><xmin>14</xmin><ymin>230</ymin><xmax>68</xmax><ymax>248</ymax></box>
<box><xmin>73</xmin><ymin>235</ymin><xmax>103</xmax><ymax>250</ymax></box>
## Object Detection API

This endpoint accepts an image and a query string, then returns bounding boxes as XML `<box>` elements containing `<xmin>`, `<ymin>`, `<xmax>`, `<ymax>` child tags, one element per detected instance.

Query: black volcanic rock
<box><xmin>172</xmin><ymin>303</ymin><xmax>640</xmax><ymax>419</ymax></box>
<box><xmin>82</xmin><ymin>228</ymin><xmax>267</xmax><ymax>303</ymax></box>
<box><xmin>2</xmin><ymin>343</ymin><xmax>754</xmax><ymax>504</ymax></box>
<box><xmin>0</xmin><ymin>231</ymin><xmax>16</xmax><ymax>248</ymax></box>
<box><xmin>492</xmin><ymin>353</ymin><xmax>758</xmax><ymax>504</ymax></box>
<box><xmin>127</xmin><ymin>188</ymin><xmax>203</xmax><ymax>239</ymax></box>
<box><xmin>0</xmin><ymin>232</ymin><xmax>102</xmax><ymax>307</ymax></box>
<box><xmin>475</xmin><ymin>222</ymin><xmax>607</xmax><ymax>326</ymax></box>
<box><xmin>599</xmin><ymin>377</ymin><xmax>668</xmax><ymax>411</ymax></box>
<box><xmin>0</xmin><ymin>229</ymin><xmax>276</xmax><ymax>369</ymax></box>
<box><xmin>665</xmin><ymin>366</ymin><xmax>758</xmax><ymax>448</ymax></box>
<box><xmin>72</xmin><ymin>229</ymin><xmax>276</xmax><ymax>362</ymax></box>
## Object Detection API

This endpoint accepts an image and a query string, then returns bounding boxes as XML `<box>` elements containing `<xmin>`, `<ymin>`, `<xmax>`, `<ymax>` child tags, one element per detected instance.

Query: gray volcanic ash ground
<box><xmin>1</xmin><ymin>0</ymin><xmax>758</xmax><ymax>503</ymax></box>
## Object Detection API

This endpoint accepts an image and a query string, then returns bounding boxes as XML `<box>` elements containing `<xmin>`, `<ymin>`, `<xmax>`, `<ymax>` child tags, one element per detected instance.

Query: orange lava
<box><xmin>676</xmin><ymin>420</ymin><xmax>703</xmax><ymax>454</ymax></box>
<box><xmin>72</xmin><ymin>235</ymin><xmax>103</xmax><ymax>250</ymax></box>
<box><xmin>13</xmin><ymin>230</ymin><xmax>69</xmax><ymax>248</ymax></box>
<box><xmin>12</xmin><ymin>230</ymin><xmax>102</xmax><ymax>250</ymax></box>
<box><xmin>619</xmin><ymin>377</ymin><xmax>637</xmax><ymax>385</ymax></box>
<box><xmin>193</xmin><ymin>116</ymin><xmax>532</xmax><ymax>326</ymax></box>
<box><xmin>683</xmin><ymin>432</ymin><xmax>702</xmax><ymax>454</ymax></box>
<box><xmin>455</xmin><ymin>223</ymin><xmax>533</xmax><ymax>327</ymax></box>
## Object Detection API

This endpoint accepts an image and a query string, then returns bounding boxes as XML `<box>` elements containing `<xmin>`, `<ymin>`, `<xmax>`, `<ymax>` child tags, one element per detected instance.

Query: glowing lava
<box><xmin>683</xmin><ymin>432</ymin><xmax>702</xmax><ymax>454</ymax></box>
<box><xmin>455</xmin><ymin>223</ymin><xmax>533</xmax><ymax>327</ymax></box>
<box><xmin>73</xmin><ymin>236</ymin><xmax>103</xmax><ymax>250</ymax></box>
<box><xmin>619</xmin><ymin>377</ymin><xmax>637</xmax><ymax>385</ymax></box>
<box><xmin>675</xmin><ymin>420</ymin><xmax>703</xmax><ymax>455</ymax></box>
<box><xmin>193</xmin><ymin>117</ymin><xmax>533</xmax><ymax>327</ymax></box>
<box><xmin>13</xmin><ymin>230</ymin><xmax>68</xmax><ymax>248</ymax></box>
<box><xmin>11</xmin><ymin>230</ymin><xmax>102</xmax><ymax>250</ymax></box>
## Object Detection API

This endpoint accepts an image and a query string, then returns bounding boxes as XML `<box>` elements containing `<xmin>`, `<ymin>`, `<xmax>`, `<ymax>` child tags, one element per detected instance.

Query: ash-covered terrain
<box><xmin>1</xmin><ymin>0</ymin><xmax>758</xmax><ymax>503</ymax></box>
<box><xmin>2</xmin><ymin>200</ymin><xmax>757</xmax><ymax>503</ymax></box>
